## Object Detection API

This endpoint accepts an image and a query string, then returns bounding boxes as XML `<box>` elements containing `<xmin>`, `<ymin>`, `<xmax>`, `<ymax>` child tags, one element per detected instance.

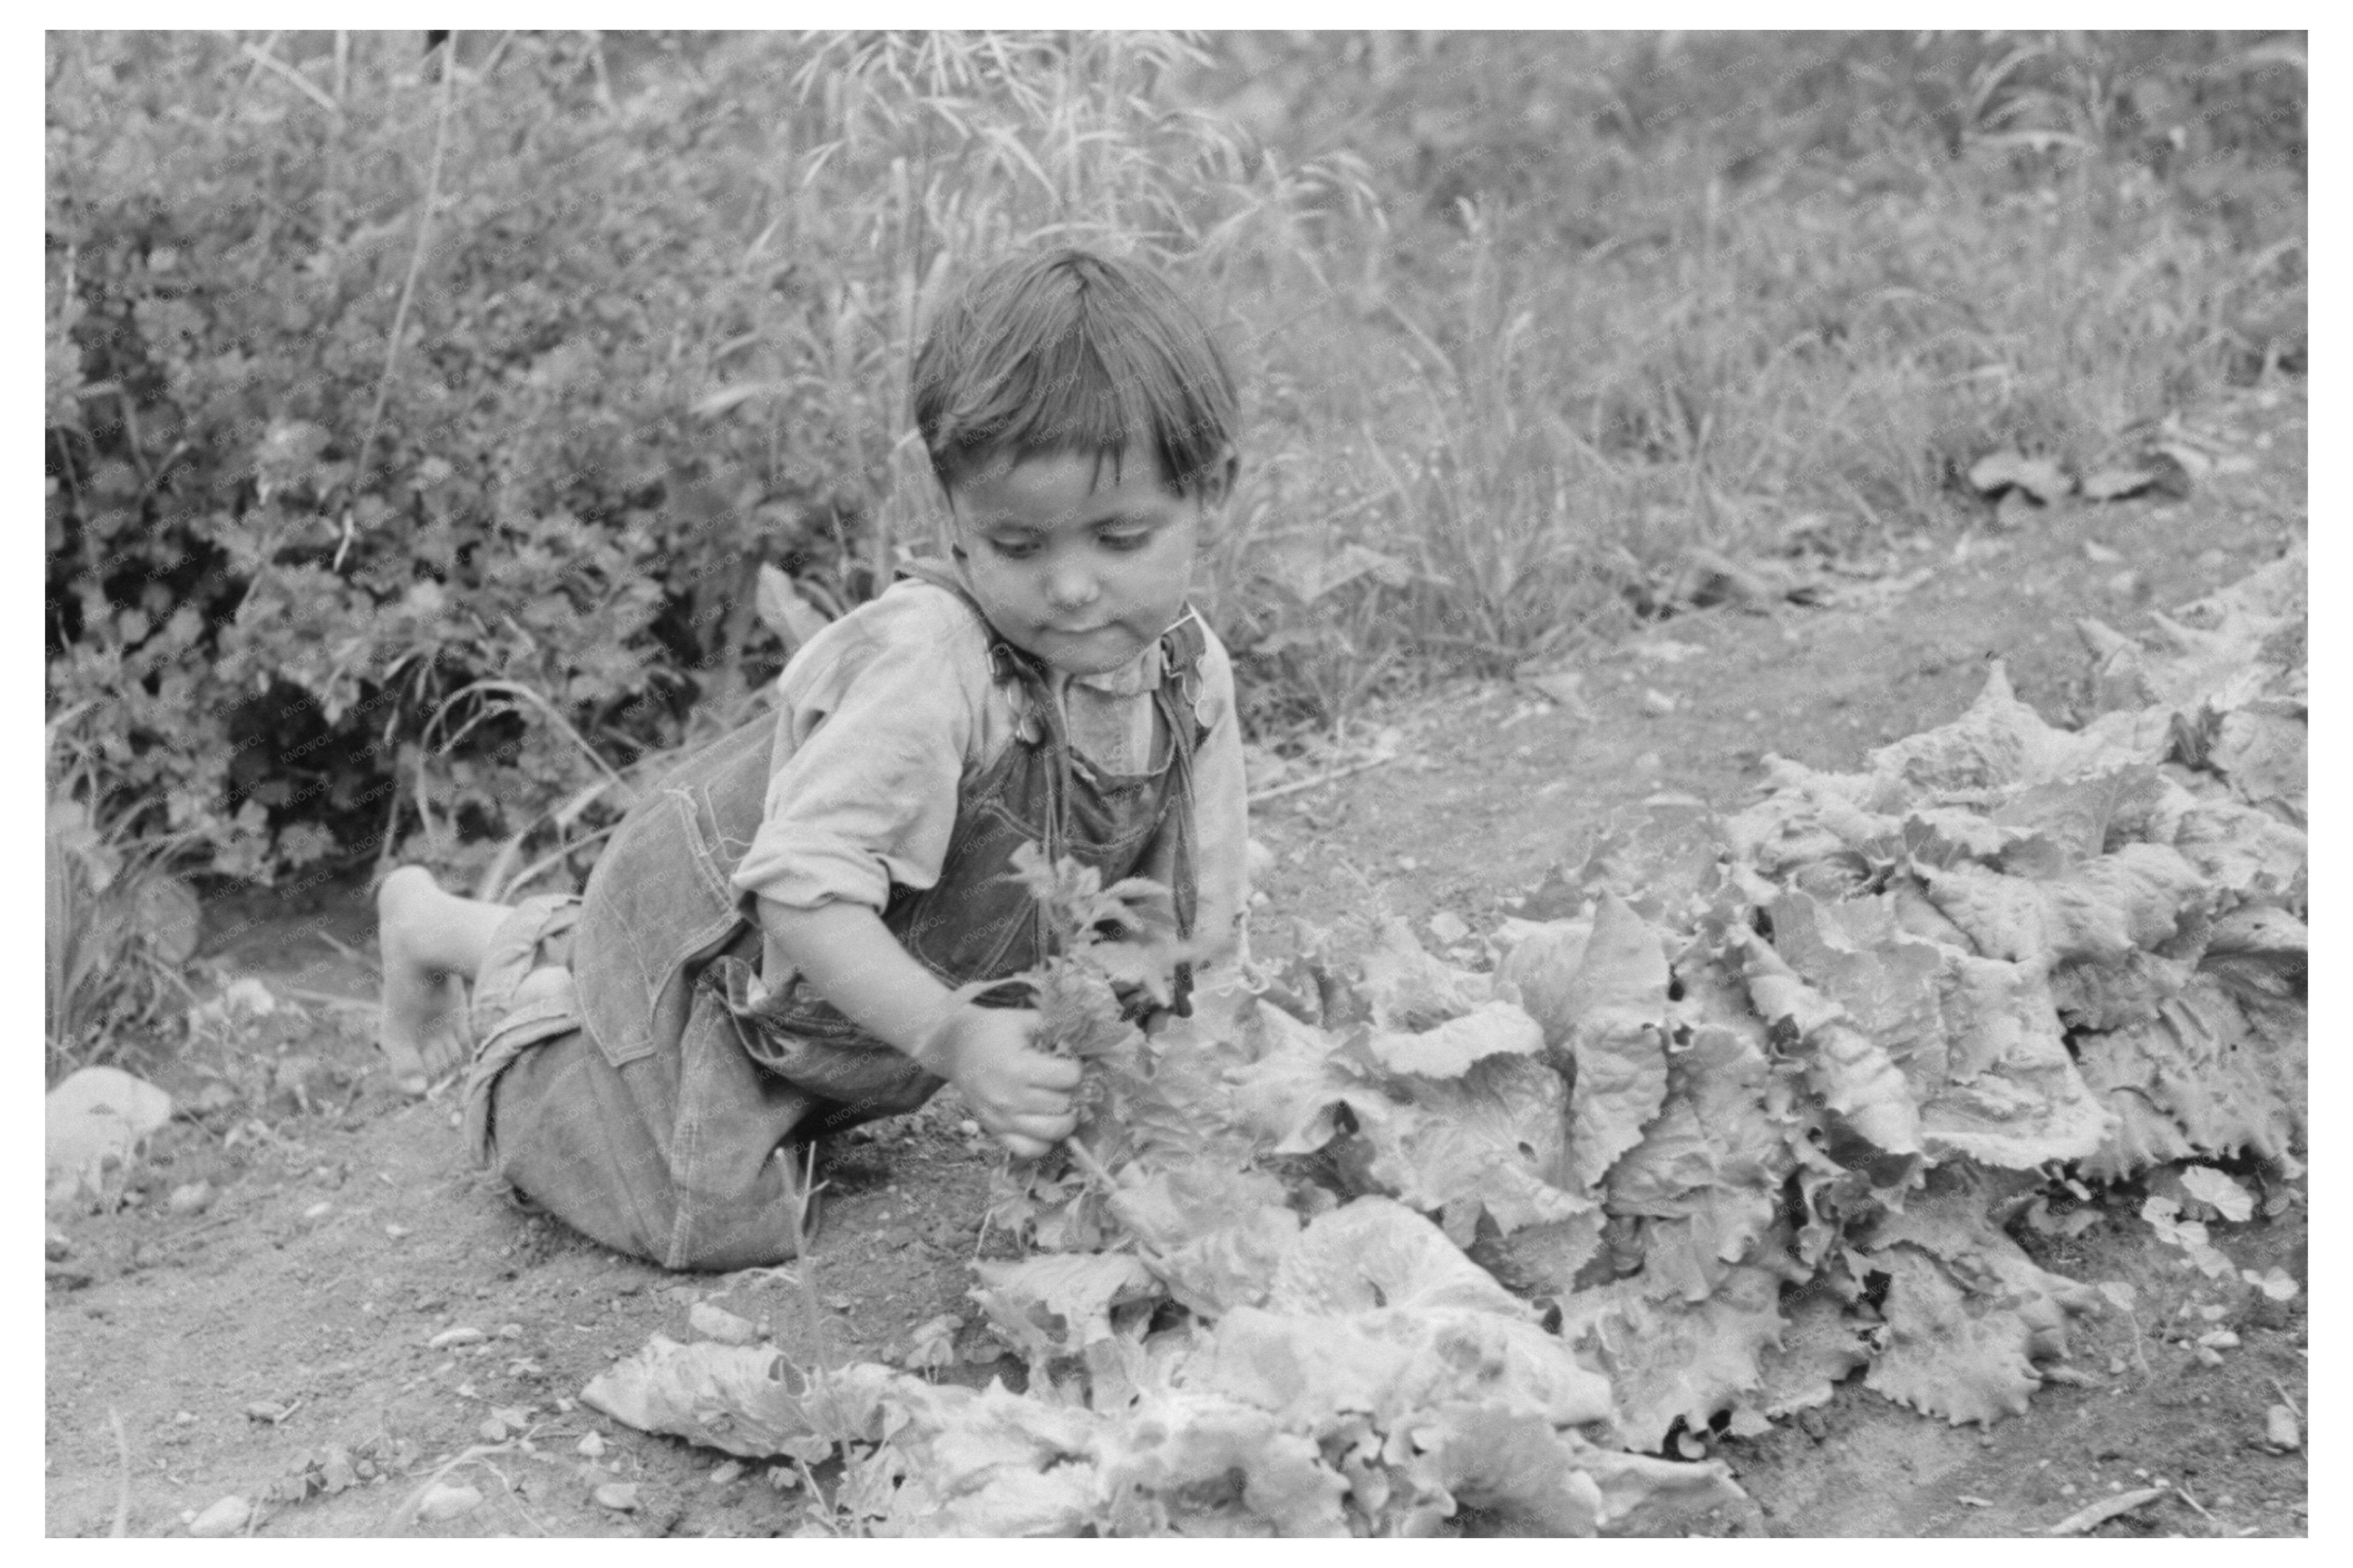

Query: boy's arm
<box><xmin>757</xmin><ymin>897</ymin><xmax>1079</xmax><ymax>1155</ymax></box>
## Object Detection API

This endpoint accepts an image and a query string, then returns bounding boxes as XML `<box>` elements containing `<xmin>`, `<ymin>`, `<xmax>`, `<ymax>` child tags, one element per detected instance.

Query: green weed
<box><xmin>45</xmin><ymin>704</ymin><xmax>200</xmax><ymax>1081</ymax></box>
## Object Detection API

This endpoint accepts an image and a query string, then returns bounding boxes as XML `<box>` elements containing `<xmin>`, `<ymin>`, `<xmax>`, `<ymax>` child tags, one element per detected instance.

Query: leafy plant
<box><xmin>45</xmin><ymin>704</ymin><xmax>200</xmax><ymax>1081</ymax></box>
<box><xmin>575</xmin><ymin>551</ymin><xmax>2301</xmax><ymax>1533</ymax></box>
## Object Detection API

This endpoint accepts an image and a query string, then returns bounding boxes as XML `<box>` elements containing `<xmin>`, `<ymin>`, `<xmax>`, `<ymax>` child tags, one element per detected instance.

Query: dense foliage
<box><xmin>46</xmin><ymin>31</ymin><xmax>2304</xmax><ymax>896</ymax></box>
<box><xmin>576</xmin><ymin>552</ymin><xmax>2303</xmax><ymax>1535</ymax></box>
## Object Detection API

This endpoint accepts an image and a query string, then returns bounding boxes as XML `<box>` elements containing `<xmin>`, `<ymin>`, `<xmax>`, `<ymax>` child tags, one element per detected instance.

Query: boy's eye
<box><xmin>986</xmin><ymin>537</ymin><xmax>1039</xmax><ymax>560</ymax></box>
<box><xmin>1099</xmin><ymin>529</ymin><xmax>1152</xmax><ymax>552</ymax></box>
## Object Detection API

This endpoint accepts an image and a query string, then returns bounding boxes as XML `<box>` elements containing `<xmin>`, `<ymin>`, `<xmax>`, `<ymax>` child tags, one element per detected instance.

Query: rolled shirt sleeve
<box><xmin>729</xmin><ymin>584</ymin><xmax>993</xmax><ymax>913</ymax></box>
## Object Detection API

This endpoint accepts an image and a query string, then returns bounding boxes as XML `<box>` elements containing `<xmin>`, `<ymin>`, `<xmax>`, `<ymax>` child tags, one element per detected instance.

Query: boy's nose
<box><xmin>1045</xmin><ymin>563</ymin><xmax>1098</xmax><ymax>611</ymax></box>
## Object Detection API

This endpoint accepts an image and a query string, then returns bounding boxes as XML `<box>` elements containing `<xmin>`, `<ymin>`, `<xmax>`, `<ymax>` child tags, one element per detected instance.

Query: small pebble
<box><xmin>187</xmin><ymin>1496</ymin><xmax>252</xmax><ymax>1537</ymax></box>
<box><xmin>593</xmin><ymin>1481</ymin><xmax>639</xmax><ymax>1513</ymax></box>
<box><xmin>708</xmin><ymin>1461</ymin><xmax>746</xmax><ymax>1487</ymax></box>
<box><xmin>576</xmin><ymin>1432</ymin><xmax>607</xmax><ymax>1458</ymax></box>
<box><xmin>498</xmin><ymin>1323</ymin><xmax>525</xmax><ymax>1339</ymax></box>
<box><xmin>302</xmin><ymin>1201</ymin><xmax>332</xmax><ymax>1220</ymax></box>
<box><xmin>386</xmin><ymin>1224</ymin><xmax>411</xmax><ymax>1239</ymax></box>
<box><xmin>1641</xmin><ymin>688</ymin><xmax>1677</xmax><ymax>717</ymax></box>
<box><xmin>429</xmin><ymin>1327</ymin><xmax>486</xmax><ymax>1349</ymax></box>
<box><xmin>958</xmin><ymin>1121</ymin><xmax>980</xmax><ymax>1138</ymax></box>
<box><xmin>2265</xmin><ymin>1405</ymin><xmax>2301</xmax><ymax>1451</ymax></box>
<box><xmin>689</xmin><ymin>1301</ymin><xmax>760</xmax><ymax>1346</ymax></box>
<box><xmin>173</xmin><ymin>1410</ymin><xmax>194</xmax><ymax>1425</ymax></box>
<box><xmin>168</xmin><ymin>1182</ymin><xmax>214</xmax><ymax>1216</ymax></box>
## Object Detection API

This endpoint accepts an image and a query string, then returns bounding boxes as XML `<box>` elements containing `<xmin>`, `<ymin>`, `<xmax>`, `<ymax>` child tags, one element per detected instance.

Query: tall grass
<box><xmin>1175</xmin><ymin>30</ymin><xmax>2304</xmax><ymax>727</ymax></box>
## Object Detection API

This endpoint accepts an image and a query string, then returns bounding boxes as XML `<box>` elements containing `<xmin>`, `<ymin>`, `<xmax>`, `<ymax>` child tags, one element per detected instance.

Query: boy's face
<box><xmin>946</xmin><ymin>447</ymin><xmax>1231</xmax><ymax>678</ymax></box>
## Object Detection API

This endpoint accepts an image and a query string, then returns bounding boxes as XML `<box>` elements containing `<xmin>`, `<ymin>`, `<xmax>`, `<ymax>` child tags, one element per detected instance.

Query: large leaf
<box><xmin>2073</xmin><ymin>975</ymin><xmax>2303</xmax><ymax>1180</ymax></box>
<box><xmin>1859</xmin><ymin>1246</ymin><xmax>2046</xmax><ymax>1427</ymax></box>
<box><xmin>1556</xmin><ymin>1263</ymin><xmax>1786</xmax><ymax>1452</ymax></box>
<box><xmin>1351</xmin><ymin>998</ymin><xmax>1544</xmax><ymax>1079</ymax></box>
<box><xmin>1265</xmin><ymin>1196</ymin><xmax>1529</xmax><ymax>1319</ymax></box>
<box><xmin>579</xmin><ymin>1335</ymin><xmax>830</xmax><ymax>1460</ymax></box>
<box><xmin>1108</xmin><ymin>1161</ymin><xmax>1300</xmax><ymax>1319</ymax></box>
<box><xmin>1200</xmin><ymin>1304</ymin><xmax>1613</xmax><ymax>1432</ymax></box>
<box><xmin>1097</xmin><ymin>1391</ymin><xmax>1350</xmax><ymax>1538</ymax></box>
<box><xmin>1565</xmin><ymin>894</ymin><xmax>1672</xmax><ymax>1190</ymax></box>
<box><xmin>1739</xmin><ymin>934</ymin><xmax>1919</xmax><ymax>1157</ymax></box>
<box><xmin>1352</xmin><ymin>1054</ymin><xmax>1592</xmax><ymax>1242</ymax></box>
<box><xmin>969</xmin><ymin>1252</ymin><xmax>1160</xmax><ymax>1367</ymax></box>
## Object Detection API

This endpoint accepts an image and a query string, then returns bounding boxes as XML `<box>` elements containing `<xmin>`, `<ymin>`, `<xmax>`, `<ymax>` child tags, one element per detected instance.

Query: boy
<box><xmin>376</xmin><ymin>249</ymin><xmax>1250</xmax><ymax>1270</ymax></box>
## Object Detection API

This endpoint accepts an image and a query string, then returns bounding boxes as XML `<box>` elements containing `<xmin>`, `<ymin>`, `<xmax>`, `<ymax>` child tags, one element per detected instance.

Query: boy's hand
<box><xmin>924</xmin><ymin>1006</ymin><xmax>1080</xmax><ymax>1160</ymax></box>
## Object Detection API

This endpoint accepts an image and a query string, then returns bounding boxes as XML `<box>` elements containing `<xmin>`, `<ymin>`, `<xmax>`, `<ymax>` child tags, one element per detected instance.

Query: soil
<box><xmin>44</xmin><ymin>382</ymin><xmax>2309</xmax><ymax>1539</ymax></box>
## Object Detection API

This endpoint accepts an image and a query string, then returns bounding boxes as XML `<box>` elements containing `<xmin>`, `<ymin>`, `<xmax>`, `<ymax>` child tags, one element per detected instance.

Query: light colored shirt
<box><xmin>729</xmin><ymin>573</ymin><xmax>1250</xmax><ymax>975</ymax></box>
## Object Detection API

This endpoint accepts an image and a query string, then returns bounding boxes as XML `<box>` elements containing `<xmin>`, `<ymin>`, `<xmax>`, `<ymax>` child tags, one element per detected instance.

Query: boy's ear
<box><xmin>1194</xmin><ymin>450</ymin><xmax>1239</xmax><ymax>511</ymax></box>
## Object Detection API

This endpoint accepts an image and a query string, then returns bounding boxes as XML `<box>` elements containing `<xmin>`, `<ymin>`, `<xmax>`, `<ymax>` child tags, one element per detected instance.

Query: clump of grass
<box><xmin>46</xmin><ymin>704</ymin><xmax>200</xmax><ymax>1081</ymax></box>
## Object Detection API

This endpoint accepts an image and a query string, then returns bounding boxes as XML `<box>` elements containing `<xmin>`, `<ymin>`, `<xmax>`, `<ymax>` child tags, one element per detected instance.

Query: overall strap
<box><xmin>1153</xmin><ymin>611</ymin><xmax>1210</xmax><ymax>1017</ymax></box>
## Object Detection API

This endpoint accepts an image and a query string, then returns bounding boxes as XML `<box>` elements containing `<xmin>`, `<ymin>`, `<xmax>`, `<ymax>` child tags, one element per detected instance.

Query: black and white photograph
<box><xmin>43</xmin><ymin>27</ymin><xmax>2309</xmax><ymax>1539</ymax></box>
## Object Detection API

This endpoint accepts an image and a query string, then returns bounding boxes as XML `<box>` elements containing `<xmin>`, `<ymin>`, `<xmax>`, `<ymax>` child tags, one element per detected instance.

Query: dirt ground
<box><xmin>44</xmin><ymin>382</ymin><xmax>2308</xmax><ymax>1539</ymax></box>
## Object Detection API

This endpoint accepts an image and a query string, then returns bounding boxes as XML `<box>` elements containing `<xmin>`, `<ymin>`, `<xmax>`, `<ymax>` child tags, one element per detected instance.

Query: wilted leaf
<box><xmin>580</xmin><ymin>1335</ymin><xmax>828</xmax><ymax>1459</ymax></box>
<box><xmin>2178</xmin><ymin>1164</ymin><xmax>2256</xmax><ymax>1223</ymax></box>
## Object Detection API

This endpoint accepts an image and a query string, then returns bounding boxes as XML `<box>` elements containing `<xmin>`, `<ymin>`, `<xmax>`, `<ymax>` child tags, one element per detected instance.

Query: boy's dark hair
<box><xmin>911</xmin><ymin>248</ymin><xmax>1238</xmax><ymax>496</ymax></box>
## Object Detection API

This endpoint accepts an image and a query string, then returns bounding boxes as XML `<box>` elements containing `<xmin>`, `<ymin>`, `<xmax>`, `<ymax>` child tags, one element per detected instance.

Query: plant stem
<box><xmin>355</xmin><ymin>30</ymin><xmax>460</xmax><ymax>507</ymax></box>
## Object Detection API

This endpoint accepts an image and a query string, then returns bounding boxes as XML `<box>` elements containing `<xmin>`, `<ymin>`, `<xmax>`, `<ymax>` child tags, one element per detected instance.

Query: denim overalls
<box><xmin>463</xmin><ymin>559</ymin><xmax>1207</xmax><ymax>1270</ymax></box>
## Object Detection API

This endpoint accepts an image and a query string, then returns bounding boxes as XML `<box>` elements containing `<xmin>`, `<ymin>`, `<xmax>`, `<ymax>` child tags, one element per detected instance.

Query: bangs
<box><xmin>914</xmin><ymin>250</ymin><xmax>1237</xmax><ymax>495</ymax></box>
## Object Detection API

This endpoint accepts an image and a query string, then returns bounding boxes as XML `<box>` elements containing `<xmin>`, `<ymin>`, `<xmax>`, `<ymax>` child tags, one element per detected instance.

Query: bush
<box><xmin>44</xmin><ymin>30</ymin><xmax>1367</xmax><ymax>887</ymax></box>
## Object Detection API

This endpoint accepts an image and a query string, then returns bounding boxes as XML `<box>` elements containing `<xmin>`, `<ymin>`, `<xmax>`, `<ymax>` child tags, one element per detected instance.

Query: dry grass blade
<box><xmin>2045</xmin><ymin>1486</ymin><xmax>2167</xmax><ymax>1536</ymax></box>
<box><xmin>1246</xmin><ymin>749</ymin><xmax>1398</xmax><ymax>805</ymax></box>
<box><xmin>425</xmin><ymin>679</ymin><xmax>627</xmax><ymax>788</ymax></box>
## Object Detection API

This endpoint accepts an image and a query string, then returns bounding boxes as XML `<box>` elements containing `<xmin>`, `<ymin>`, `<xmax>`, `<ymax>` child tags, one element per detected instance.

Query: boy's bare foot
<box><xmin>377</xmin><ymin>866</ymin><xmax>480</xmax><ymax>1096</ymax></box>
